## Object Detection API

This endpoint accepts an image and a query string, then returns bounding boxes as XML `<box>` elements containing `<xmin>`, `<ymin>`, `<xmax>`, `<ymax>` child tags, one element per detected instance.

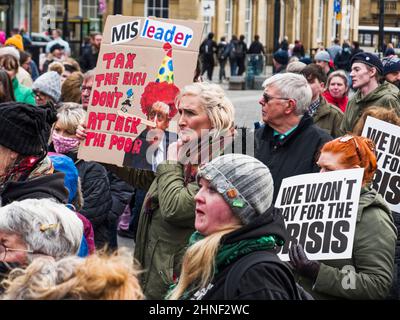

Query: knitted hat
<box><xmin>0</xmin><ymin>46</ymin><xmax>20</xmax><ymax>60</ymax></box>
<box><xmin>382</xmin><ymin>56</ymin><xmax>400</xmax><ymax>75</ymax></box>
<box><xmin>314</xmin><ymin>50</ymin><xmax>330</xmax><ymax>62</ymax></box>
<box><xmin>5</xmin><ymin>34</ymin><xmax>24</xmax><ymax>51</ymax></box>
<box><xmin>350</xmin><ymin>52</ymin><xmax>383</xmax><ymax>75</ymax></box>
<box><xmin>0</xmin><ymin>102</ymin><xmax>57</xmax><ymax>156</ymax></box>
<box><xmin>197</xmin><ymin>154</ymin><xmax>274</xmax><ymax>225</ymax></box>
<box><xmin>33</xmin><ymin>71</ymin><xmax>61</xmax><ymax>102</ymax></box>
<box><xmin>273</xmin><ymin>49</ymin><xmax>289</xmax><ymax>66</ymax></box>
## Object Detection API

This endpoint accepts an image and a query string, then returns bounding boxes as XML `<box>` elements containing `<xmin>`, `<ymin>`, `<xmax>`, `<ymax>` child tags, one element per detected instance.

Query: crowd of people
<box><xmin>0</xmin><ymin>27</ymin><xmax>399</xmax><ymax>301</ymax></box>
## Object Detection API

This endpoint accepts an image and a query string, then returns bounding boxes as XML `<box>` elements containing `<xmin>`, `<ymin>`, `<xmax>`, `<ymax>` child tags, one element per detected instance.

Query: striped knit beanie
<box><xmin>197</xmin><ymin>154</ymin><xmax>274</xmax><ymax>225</ymax></box>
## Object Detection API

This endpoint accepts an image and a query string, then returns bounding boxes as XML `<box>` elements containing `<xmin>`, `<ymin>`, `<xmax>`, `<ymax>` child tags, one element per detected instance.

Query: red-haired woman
<box><xmin>289</xmin><ymin>135</ymin><xmax>397</xmax><ymax>299</ymax></box>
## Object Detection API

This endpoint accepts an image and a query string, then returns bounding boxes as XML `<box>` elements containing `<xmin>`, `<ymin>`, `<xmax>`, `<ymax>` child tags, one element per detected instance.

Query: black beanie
<box><xmin>0</xmin><ymin>102</ymin><xmax>57</xmax><ymax>156</ymax></box>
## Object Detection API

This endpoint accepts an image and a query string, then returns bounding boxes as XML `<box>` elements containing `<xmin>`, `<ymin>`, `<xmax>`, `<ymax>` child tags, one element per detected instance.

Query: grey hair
<box><xmin>262</xmin><ymin>73</ymin><xmax>312</xmax><ymax>115</ymax></box>
<box><xmin>0</xmin><ymin>199</ymin><xmax>83</xmax><ymax>259</ymax></box>
<box><xmin>177</xmin><ymin>82</ymin><xmax>235</xmax><ymax>137</ymax></box>
<box><xmin>83</xmin><ymin>69</ymin><xmax>95</xmax><ymax>81</ymax></box>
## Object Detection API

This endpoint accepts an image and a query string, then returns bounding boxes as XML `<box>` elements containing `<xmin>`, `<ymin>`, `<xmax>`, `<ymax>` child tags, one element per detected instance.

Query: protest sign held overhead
<box><xmin>362</xmin><ymin>116</ymin><xmax>400</xmax><ymax>215</ymax></box>
<box><xmin>275</xmin><ymin>168</ymin><xmax>364</xmax><ymax>262</ymax></box>
<box><xmin>78</xmin><ymin>16</ymin><xmax>204</xmax><ymax>169</ymax></box>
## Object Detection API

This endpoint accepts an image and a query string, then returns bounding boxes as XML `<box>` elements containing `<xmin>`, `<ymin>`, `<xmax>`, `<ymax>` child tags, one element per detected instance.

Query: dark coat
<box><xmin>0</xmin><ymin>172</ymin><xmax>69</xmax><ymax>206</ymax></box>
<box><xmin>66</xmin><ymin>152</ymin><xmax>113</xmax><ymax>248</ymax></box>
<box><xmin>193</xmin><ymin>209</ymin><xmax>299</xmax><ymax>300</ymax></box>
<box><xmin>255</xmin><ymin>114</ymin><xmax>332</xmax><ymax>202</ymax></box>
<box><xmin>79</xmin><ymin>46</ymin><xmax>99</xmax><ymax>72</ymax></box>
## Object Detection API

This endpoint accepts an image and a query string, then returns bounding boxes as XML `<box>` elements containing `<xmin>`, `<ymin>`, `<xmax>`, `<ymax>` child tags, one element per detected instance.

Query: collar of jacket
<box><xmin>312</xmin><ymin>96</ymin><xmax>331</xmax><ymax>121</ymax></box>
<box><xmin>261</xmin><ymin>112</ymin><xmax>313</xmax><ymax>146</ymax></box>
<box><xmin>354</xmin><ymin>81</ymin><xmax>397</xmax><ymax>104</ymax></box>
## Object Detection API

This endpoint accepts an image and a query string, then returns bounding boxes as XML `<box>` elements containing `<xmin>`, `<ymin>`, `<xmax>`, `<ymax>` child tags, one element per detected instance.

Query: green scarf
<box><xmin>189</xmin><ymin>231</ymin><xmax>284</xmax><ymax>273</ymax></box>
<box><xmin>168</xmin><ymin>231</ymin><xmax>284</xmax><ymax>299</ymax></box>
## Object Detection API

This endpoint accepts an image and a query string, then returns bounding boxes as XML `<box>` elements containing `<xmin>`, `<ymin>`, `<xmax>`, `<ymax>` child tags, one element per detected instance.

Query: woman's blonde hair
<box><xmin>177</xmin><ymin>82</ymin><xmax>235</xmax><ymax>137</ymax></box>
<box><xmin>168</xmin><ymin>224</ymin><xmax>241</xmax><ymax>300</ymax></box>
<box><xmin>2</xmin><ymin>249</ymin><xmax>144</xmax><ymax>300</ymax></box>
<box><xmin>56</xmin><ymin>103</ymin><xmax>86</xmax><ymax>134</ymax></box>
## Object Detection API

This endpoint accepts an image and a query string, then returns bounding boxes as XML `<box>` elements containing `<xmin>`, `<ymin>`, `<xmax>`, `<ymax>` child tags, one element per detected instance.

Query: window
<box><xmin>82</xmin><ymin>0</ymin><xmax>98</xmax><ymax>19</ymax></box>
<box><xmin>146</xmin><ymin>0</ymin><xmax>169</xmax><ymax>18</ymax></box>
<box><xmin>331</xmin><ymin>9</ymin><xmax>337</xmax><ymax>41</ymax></box>
<box><xmin>316</xmin><ymin>0</ymin><xmax>324</xmax><ymax>43</ymax></box>
<box><xmin>41</xmin><ymin>0</ymin><xmax>63</xmax><ymax>18</ymax></box>
<box><xmin>40</xmin><ymin>0</ymin><xmax>63</xmax><ymax>32</ymax></box>
<box><xmin>295</xmin><ymin>0</ymin><xmax>301</xmax><ymax>41</ymax></box>
<box><xmin>225</xmin><ymin>0</ymin><xmax>233</xmax><ymax>39</ymax></box>
<box><xmin>343</xmin><ymin>0</ymin><xmax>350</xmax><ymax>41</ymax></box>
<box><xmin>204</xmin><ymin>16</ymin><xmax>211</xmax><ymax>38</ymax></box>
<box><xmin>245</xmin><ymin>0</ymin><xmax>252</xmax><ymax>42</ymax></box>
<box><xmin>13</xmin><ymin>0</ymin><xmax>30</xmax><ymax>32</ymax></box>
<box><xmin>279</xmin><ymin>0</ymin><xmax>285</xmax><ymax>41</ymax></box>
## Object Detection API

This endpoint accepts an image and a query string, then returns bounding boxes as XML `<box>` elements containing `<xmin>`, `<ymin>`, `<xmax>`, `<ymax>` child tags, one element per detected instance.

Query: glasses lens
<box><xmin>263</xmin><ymin>94</ymin><xmax>270</xmax><ymax>103</ymax></box>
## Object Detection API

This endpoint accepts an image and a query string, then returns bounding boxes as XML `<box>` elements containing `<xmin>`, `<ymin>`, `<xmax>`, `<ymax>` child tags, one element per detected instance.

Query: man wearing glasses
<box><xmin>255</xmin><ymin>73</ymin><xmax>332</xmax><ymax>202</ymax></box>
<box><xmin>81</xmin><ymin>70</ymin><xmax>95</xmax><ymax>111</ymax></box>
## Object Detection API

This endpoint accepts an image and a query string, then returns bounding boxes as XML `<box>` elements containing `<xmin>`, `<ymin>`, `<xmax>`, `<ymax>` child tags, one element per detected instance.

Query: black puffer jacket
<box><xmin>192</xmin><ymin>208</ymin><xmax>299</xmax><ymax>300</ymax></box>
<box><xmin>67</xmin><ymin>152</ymin><xmax>112</xmax><ymax>248</ymax></box>
<box><xmin>0</xmin><ymin>172</ymin><xmax>68</xmax><ymax>206</ymax></box>
<box><xmin>255</xmin><ymin>113</ymin><xmax>332</xmax><ymax>202</ymax></box>
<box><xmin>107</xmin><ymin>171</ymin><xmax>134</xmax><ymax>221</ymax></box>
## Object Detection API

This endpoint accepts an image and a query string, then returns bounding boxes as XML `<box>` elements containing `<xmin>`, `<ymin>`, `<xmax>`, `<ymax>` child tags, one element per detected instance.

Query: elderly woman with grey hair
<box><xmin>0</xmin><ymin>198</ymin><xmax>83</xmax><ymax>268</ymax></box>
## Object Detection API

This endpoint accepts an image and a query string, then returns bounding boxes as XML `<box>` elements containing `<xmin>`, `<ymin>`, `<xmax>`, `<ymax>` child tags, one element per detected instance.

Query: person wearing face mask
<box><xmin>382</xmin><ymin>56</ymin><xmax>400</xmax><ymax>90</ymax></box>
<box><xmin>50</xmin><ymin>102</ymin><xmax>113</xmax><ymax>249</ymax></box>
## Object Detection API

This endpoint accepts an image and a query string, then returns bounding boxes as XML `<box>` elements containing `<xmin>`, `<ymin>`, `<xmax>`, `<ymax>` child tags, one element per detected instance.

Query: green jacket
<box><xmin>133</xmin><ymin>162</ymin><xmax>198</xmax><ymax>299</ymax></box>
<box><xmin>12</xmin><ymin>78</ymin><xmax>35</xmax><ymax>105</ymax></box>
<box><xmin>312</xmin><ymin>96</ymin><xmax>344</xmax><ymax>138</ymax></box>
<box><xmin>340</xmin><ymin>81</ymin><xmax>400</xmax><ymax>134</ymax></box>
<box><xmin>298</xmin><ymin>186</ymin><xmax>397</xmax><ymax>299</ymax></box>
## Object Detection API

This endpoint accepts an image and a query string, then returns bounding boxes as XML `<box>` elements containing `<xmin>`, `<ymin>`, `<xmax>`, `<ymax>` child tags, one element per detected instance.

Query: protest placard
<box><xmin>362</xmin><ymin>116</ymin><xmax>400</xmax><ymax>215</ymax></box>
<box><xmin>275</xmin><ymin>168</ymin><xmax>364</xmax><ymax>261</ymax></box>
<box><xmin>78</xmin><ymin>16</ymin><xmax>204</xmax><ymax>168</ymax></box>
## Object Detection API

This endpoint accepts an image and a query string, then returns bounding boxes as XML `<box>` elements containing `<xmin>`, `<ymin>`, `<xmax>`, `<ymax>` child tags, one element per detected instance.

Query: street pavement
<box><xmin>117</xmin><ymin>65</ymin><xmax>271</xmax><ymax>252</ymax></box>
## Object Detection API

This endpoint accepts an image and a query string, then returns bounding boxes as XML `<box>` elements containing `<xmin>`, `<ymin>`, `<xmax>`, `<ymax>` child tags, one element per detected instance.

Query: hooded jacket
<box><xmin>0</xmin><ymin>172</ymin><xmax>68</xmax><ymax>206</ymax></box>
<box><xmin>298</xmin><ymin>186</ymin><xmax>397</xmax><ymax>299</ymax></box>
<box><xmin>340</xmin><ymin>81</ymin><xmax>400</xmax><ymax>134</ymax></box>
<box><xmin>191</xmin><ymin>208</ymin><xmax>298</xmax><ymax>300</ymax></box>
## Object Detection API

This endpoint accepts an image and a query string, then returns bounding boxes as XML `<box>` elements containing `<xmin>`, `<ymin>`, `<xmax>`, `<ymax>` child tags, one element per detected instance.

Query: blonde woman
<box><xmin>168</xmin><ymin>154</ymin><xmax>299</xmax><ymax>300</ymax></box>
<box><xmin>77</xmin><ymin>82</ymin><xmax>236</xmax><ymax>299</ymax></box>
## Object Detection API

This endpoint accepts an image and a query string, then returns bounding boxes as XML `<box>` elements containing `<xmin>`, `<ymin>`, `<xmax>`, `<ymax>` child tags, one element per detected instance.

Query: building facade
<box><xmin>358</xmin><ymin>0</ymin><xmax>400</xmax><ymax>49</ymax></box>
<box><xmin>3</xmin><ymin>0</ymin><xmax>359</xmax><ymax>57</ymax></box>
<box><xmin>113</xmin><ymin>0</ymin><xmax>359</xmax><ymax>56</ymax></box>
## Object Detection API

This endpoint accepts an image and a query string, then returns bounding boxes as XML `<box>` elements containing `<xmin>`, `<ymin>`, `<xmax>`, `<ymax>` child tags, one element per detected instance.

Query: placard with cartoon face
<box><xmin>78</xmin><ymin>16</ymin><xmax>204</xmax><ymax>168</ymax></box>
